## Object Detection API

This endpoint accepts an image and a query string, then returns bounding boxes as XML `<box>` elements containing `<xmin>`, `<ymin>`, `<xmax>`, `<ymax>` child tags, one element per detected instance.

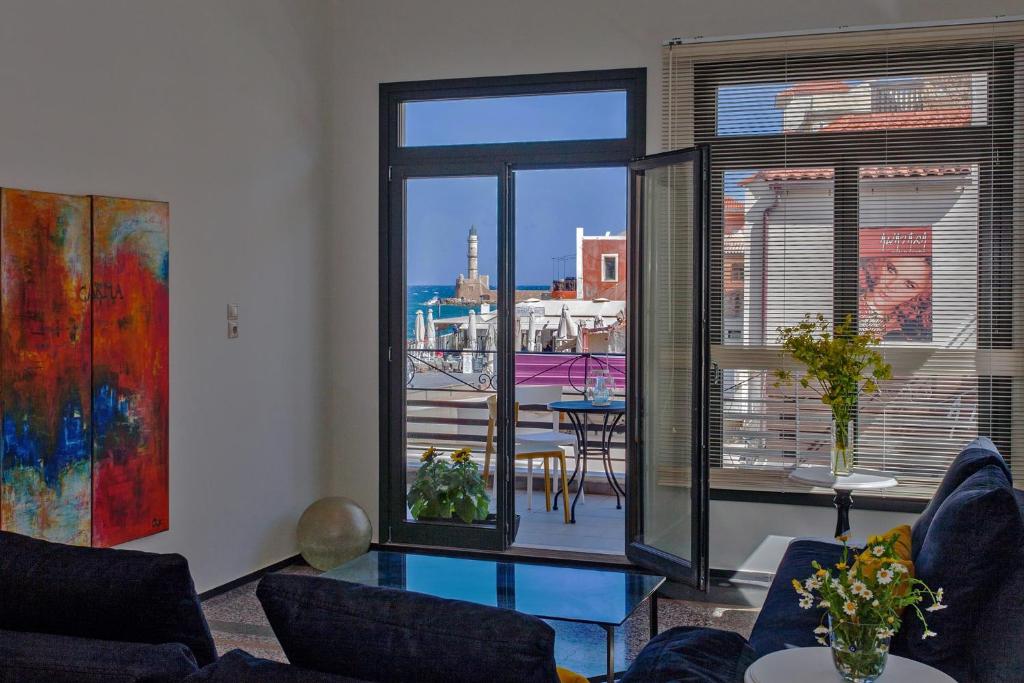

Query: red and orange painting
<box><xmin>859</xmin><ymin>226</ymin><xmax>933</xmax><ymax>343</ymax></box>
<box><xmin>91</xmin><ymin>197</ymin><xmax>169</xmax><ymax>547</ymax></box>
<box><xmin>0</xmin><ymin>189</ymin><xmax>92</xmax><ymax>545</ymax></box>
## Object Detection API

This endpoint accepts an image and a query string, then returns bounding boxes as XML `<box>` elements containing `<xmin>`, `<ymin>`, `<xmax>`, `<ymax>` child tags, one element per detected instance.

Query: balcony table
<box><xmin>547</xmin><ymin>399</ymin><xmax>625</xmax><ymax>523</ymax></box>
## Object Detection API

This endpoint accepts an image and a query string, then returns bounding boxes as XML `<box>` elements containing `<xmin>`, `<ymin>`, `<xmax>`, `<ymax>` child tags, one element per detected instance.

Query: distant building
<box><xmin>454</xmin><ymin>225</ymin><xmax>496</xmax><ymax>303</ymax></box>
<box><xmin>575</xmin><ymin>227</ymin><xmax>626</xmax><ymax>300</ymax></box>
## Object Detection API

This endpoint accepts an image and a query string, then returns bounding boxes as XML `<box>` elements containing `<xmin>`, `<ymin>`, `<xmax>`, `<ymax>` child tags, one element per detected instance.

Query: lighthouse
<box><xmin>467</xmin><ymin>225</ymin><xmax>479</xmax><ymax>280</ymax></box>
<box><xmin>453</xmin><ymin>225</ymin><xmax>493</xmax><ymax>303</ymax></box>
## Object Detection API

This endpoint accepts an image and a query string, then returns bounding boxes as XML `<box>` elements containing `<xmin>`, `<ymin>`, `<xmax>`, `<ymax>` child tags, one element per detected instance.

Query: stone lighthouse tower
<box><xmin>453</xmin><ymin>225</ymin><xmax>493</xmax><ymax>303</ymax></box>
<box><xmin>467</xmin><ymin>225</ymin><xmax>479</xmax><ymax>280</ymax></box>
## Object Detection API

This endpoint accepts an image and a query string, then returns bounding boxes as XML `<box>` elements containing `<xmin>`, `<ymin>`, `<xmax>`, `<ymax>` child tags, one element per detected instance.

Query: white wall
<box><xmin>328</xmin><ymin>1</ymin><xmax>1018</xmax><ymax>570</ymax></box>
<box><xmin>0</xmin><ymin>0</ymin><xmax>332</xmax><ymax>592</ymax></box>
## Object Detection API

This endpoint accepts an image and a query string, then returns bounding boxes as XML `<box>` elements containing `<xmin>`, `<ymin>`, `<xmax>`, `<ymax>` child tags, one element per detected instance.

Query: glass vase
<box><xmin>829</xmin><ymin>616</ymin><xmax>890</xmax><ymax>683</ymax></box>
<box><xmin>831</xmin><ymin>416</ymin><xmax>853</xmax><ymax>476</ymax></box>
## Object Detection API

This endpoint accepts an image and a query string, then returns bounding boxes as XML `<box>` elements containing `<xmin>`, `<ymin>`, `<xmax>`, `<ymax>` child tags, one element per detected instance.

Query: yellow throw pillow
<box><xmin>557</xmin><ymin>666</ymin><xmax>589</xmax><ymax>683</ymax></box>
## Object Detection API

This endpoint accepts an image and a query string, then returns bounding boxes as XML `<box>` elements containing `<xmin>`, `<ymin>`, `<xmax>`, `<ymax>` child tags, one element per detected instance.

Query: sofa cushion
<box><xmin>0</xmin><ymin>531</ymin><xmax>217</xmax><ymax>665</ymax></box>
<box><xmin>257</xmin><ymin>573</ymin><xmax>559</xmax><ymax>683</ymax></box>
<box><xmin>911</xmin><ymin>437</ymin><xmax>1011</xmax><ymax>561</ymax></box>
<box><xmin>0</xmin><ymin>628</ymin><xmax>198</xmax><ymax>683</ymax></box>
<box><xmin>748</xmin><ymin>539</ymin><xmax>846</xmax><ymax>657</ymax></box>
<box><xmin>185</xmin><ymin>649</ymin><xmax>364</xmax><ymax>683</ymax></box>
<box><xmin>620</xmin><ymin>626</ymin><xmax>757</xmax><ymax>683</ymax></box>
<box><xmin>892</xmin><ymin>464</ymin><xmax>1023</xmax><ymax>682</ymax></box>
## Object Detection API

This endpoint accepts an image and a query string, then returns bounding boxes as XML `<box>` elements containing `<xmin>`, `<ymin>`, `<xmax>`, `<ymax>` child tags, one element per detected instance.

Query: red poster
<box><xmin>859</xmin><ymin>226</ymin><xmax>932</xmax><ymax>342</ymax></box>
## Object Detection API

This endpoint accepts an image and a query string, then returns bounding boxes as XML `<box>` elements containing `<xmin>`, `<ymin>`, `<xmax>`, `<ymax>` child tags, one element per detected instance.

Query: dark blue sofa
<box><xmin>747</xmin><ymin>437</ymin><xmax>1024</xmax><ymax>683</ymax></box>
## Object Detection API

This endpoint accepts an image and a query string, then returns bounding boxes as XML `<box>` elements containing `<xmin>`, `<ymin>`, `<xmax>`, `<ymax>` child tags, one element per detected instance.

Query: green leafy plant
<box><xmin>773</xmin><ymin>314</ymin><xmax>892</xmax><ymax>472</ymax></box>
<box><xmin>408</xmin><ymin>447</ymin><xmax>490</xmax><ymax>524</ymax></box>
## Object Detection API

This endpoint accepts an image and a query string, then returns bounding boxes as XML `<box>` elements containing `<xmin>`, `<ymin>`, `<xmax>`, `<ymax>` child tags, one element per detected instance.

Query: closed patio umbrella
<box><xmin>426</xmin><ymin>309</ymin><xmax>436</xmax><ymax>349</ymax></box>
<box><xmin>527</xmin><ymin>309</ymin><xmax>537</xmax><ymax>351</ymax></box>
<box><xmin>558</xmin><ymin>304</ymin><xmax>574</xmax><ymax>340</ymax></box>
<box><xmin>484</xmin><ymin>322</ymin><xmax>496</xmax><ymax>374</ymax></box>
<box><xmin>414</xmin><ymin>310</ymin><xmax>425</xmax><ymax>349</ymax></box>
<box><xmin>467</xmin><ymin>309</ymin><xmax>478</xmax><ymax>351</ymax></box>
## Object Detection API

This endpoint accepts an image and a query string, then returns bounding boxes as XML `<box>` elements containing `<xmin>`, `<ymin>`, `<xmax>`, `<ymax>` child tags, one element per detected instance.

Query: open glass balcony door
<box><xmin>626</xmin><ymin>146</ymin><xmax>711</xmax><ymax>589</ymax></box>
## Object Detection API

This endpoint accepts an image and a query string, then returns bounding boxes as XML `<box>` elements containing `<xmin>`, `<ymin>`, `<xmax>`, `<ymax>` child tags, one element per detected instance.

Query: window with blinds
<box><xmin>663</xmin><ymin>23</ymin><xmax>1024</xmax><ymax>499</ymax></box>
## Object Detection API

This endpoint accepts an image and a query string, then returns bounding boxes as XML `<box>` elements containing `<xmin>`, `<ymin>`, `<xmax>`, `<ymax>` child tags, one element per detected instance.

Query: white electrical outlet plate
<box><xmin>227</xmin><ymin>303</ymin><xmax>239</xmax><ymax>320</ymax></box>
<box><xmin>228</xmin><ymin>321</ymin><xmax>239</xmax><ymax>339</ymax></box>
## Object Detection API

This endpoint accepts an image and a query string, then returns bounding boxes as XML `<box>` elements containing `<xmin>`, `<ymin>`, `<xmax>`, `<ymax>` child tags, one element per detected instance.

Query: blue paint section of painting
<box><xmin>2</xmin><ymin>397</ymin><xmax>88</xmax><ymax>487</ymax></box>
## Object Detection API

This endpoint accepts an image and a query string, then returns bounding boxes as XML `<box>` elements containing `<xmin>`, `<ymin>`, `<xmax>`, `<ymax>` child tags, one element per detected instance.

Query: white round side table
<box><xmin>788</xmin><ymin>466</ymin><xmax>897</xmax><ymax>538</ymax></box>
<box><xmin>744</xmin><ymin>647</ymin><xmax>954</xmax><ymax>683</ymax></box>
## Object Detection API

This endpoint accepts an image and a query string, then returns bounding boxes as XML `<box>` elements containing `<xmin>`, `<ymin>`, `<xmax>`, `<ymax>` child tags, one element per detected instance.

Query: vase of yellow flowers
<box><xmin>774</xmin><ymin>314</ymin><xmax>892</xmax><ymax>477</ymax></box>
<box><xmin>407</xmin><ymin>447</ymin><xmax>491</xmax><ymax>524</ymax></box>
<box><xmin>793</xmin><ymin>530</ymin><xmax>945</xmax><ymax>683</ymax></box>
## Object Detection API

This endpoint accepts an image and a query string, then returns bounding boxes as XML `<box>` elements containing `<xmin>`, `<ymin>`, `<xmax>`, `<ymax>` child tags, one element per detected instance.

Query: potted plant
<box><xmin>773</xmin><ymin>314</ymin><xmax>892</xmax><ymax>476</ymax></box>
<box><xmin>408</xmin><ymin>447</ymin><xmax>491</xmax><ymax>524</ymax></box>
<box><xmin>793</xmin><ymin>531</ymin><xmax>945</xmax><ymax>682</ymax></box>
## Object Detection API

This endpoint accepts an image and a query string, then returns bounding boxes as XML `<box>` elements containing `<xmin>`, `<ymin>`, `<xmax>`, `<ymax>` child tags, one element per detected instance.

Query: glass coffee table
<box><xmin>323</xmin><ymin>550</ymin><xmax>665</xmax><ymax>683</ymax></box>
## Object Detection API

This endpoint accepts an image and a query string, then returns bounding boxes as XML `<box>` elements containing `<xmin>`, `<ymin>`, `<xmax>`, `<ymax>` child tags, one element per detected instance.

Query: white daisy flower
<box><xmin>892</xmin><ymin>563</ymin><xmax>909</xmax><ymax>574</ymax></box>
<box><xmin>818</xmin><ymin>600</ymin><xmax>831</xmax><ymax>609</ymax></box>
<box><xmin>843</xmin><ymin>600</ymin><xmax>858</xmax><ymax>616</ymax></box>
<box><xmin>876</xmin><ymin>643</ymin><xmax>890</xmax><ymax>654</ymax></box>
<box><xmin>861</xmin><ymin>588</ymin><xmax>873</xmax><ymax>600</ymax></box>
<box><xmin>871</xmin><ymin>545</ymin><xmax>886</xmax><ymax>557</ymax></box>
<box><xmin>805</xmin><ymin>577</ymin><xmax>822</xmax><ymax>591</ymax></box>
<box><xmin>876</xmin><ymin>627</ymin><xmax>895</xmax><ymax>639</ymax></box>
<box><xmin>799</xmin><ymin>595</ymin><xmax>814</xmax><ymax>610</ymax></box>
<box><xmin>876</xmin><ymin>568</ymin><xmax>893</xmax><ymax>585</ymax></box>
<box><xmin>851</xmin><ymin>580</ymin><xmax>867</xmax><ymax>596</ymax></box>
<box><xmin>922</xmin><ymin>630</ymin><xmax>938</xmax><ymax>640</ymax></box>
<box><xmin>927</xmin><ymin>602</ymin><xmax>948</xmax><ymax>612</ymax></box>
<box><xmin>935</xmin><ymin>588</ymin><xmax>944</xmax><ymax>601</ymax></box>
<box><xmin>816</xmin><ymin>637</ymin><xmax>828</xmax><ymax>646</ymax></box>
<box><xmin>871</xmin><ymin>599</ymin><xmax>880</xmax><ymax>608</ymax></box>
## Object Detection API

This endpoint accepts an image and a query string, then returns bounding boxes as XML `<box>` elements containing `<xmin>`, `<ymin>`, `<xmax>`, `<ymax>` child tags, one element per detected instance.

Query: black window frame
<box><xmin>378</xmin><ymin>68</ymin><xmax>646</xmax><ymax>549</ymax></box>
<box><xmin>693</xmin><ymin>44</ymin><xmax>1017</xmax><ymax>512</ymax></box>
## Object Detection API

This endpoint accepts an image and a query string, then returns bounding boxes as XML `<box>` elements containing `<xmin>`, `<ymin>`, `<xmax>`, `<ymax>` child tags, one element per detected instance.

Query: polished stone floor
<box><xmin>202</xmin><ymin>562</ymin><xmax>758</xmax><ymax>680</ymax></box>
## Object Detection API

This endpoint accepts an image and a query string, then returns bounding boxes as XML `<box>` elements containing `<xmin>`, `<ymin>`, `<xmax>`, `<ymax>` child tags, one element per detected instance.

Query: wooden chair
<box><xmin>482</xmin><ymin>395</ymin><xmax>570</xmax><ymax>524</ymax></box>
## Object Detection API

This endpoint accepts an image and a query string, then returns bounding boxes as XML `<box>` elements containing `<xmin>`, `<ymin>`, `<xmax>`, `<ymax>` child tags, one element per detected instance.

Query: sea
<box><xmin>406</xmin><ymin>284</ymin><xmax>546</xmax><ymax>340</ymax></box>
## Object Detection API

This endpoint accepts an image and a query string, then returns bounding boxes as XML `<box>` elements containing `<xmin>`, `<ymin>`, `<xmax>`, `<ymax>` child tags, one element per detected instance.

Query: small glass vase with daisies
<box><xmin>792</xmin><ymin>528</ymin><xmax>946</xmax><ymax>683</ymax></box>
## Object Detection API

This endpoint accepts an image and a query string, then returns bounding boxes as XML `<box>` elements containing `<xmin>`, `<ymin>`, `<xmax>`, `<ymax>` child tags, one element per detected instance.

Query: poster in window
<box><xmin>859</xmin><ymin>226</ymin><xmax>932</xmax><ymax>342</ymax></box>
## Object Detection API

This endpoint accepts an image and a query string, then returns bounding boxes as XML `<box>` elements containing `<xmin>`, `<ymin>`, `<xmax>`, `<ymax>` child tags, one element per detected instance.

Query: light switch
<box><xmin>227</xmin><ymin>303</ymin><xmax>239</xmax><ymax>321</ymax></box>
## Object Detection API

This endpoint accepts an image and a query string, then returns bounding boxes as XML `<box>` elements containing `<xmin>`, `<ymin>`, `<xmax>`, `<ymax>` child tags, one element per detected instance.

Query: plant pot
<box><xmin>831</xmin><ymin>416</ymin><xmax>854</xmax><ymax>477</ymax></box>
<box><xmin>829</xmin><ymin>616</ymin><xmax>890</xmax><ymax>683</ymax></box>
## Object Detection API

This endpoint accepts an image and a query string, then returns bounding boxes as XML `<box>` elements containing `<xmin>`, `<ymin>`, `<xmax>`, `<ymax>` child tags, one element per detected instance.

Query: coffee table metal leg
<box><xmin>603</xmin><ymin>625</ymin><xmax>615</xmax><ymax>683</ymax></box>
<box><xmin>650</xmin><ymin>593</ymin><xmax>658</xmax><ymax>637</ymax></box>
<box><xmin>834</xmin><ymin>489</ymin><xmax>853</xmax><ymax>539</ymax></box>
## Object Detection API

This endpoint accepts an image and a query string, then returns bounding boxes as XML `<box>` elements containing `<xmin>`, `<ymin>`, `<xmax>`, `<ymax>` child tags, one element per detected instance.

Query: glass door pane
<box><xmin>511</xmin><ymin>167</ymin><xmax>628</xmax><ymax>556</ymax></box>
<box><xmin>388</xmin><ymin>171</ymin><xmax>507</xmax><ymax>549</ymax></box>
<box><xmin>627</xmin><ymin>147</ymin><xmax>709</xmax><ymax>587</ymax></box>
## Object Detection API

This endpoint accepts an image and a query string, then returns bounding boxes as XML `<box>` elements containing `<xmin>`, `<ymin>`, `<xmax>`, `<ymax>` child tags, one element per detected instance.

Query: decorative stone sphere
<box><xmin>297</xmin><ymin>497</ymin><xmax>372</xmax><ymax>571</ymax></box>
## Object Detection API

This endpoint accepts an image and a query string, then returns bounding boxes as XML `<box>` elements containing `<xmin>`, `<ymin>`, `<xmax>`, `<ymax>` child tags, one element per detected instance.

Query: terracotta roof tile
<box><xmin>820</xmin><ymin>108</ymin><xmax>971</xmax><ymax>132</ymax></box>
<box><xmin>739</xmin><ymin>165</ymin><xmax>971</xmax><ymax>185</ymax></box>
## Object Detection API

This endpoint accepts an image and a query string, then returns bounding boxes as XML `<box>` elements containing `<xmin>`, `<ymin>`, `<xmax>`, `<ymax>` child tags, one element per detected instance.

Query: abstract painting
<box><xmin>91</xmin><ymin>196</ymin><xmax>169</xmax><ymax>547</ymax></box>
<box><xmin>0</xmin><ymin>189</ymin><xmax>92</xmax><ymax>545</ymax></box>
